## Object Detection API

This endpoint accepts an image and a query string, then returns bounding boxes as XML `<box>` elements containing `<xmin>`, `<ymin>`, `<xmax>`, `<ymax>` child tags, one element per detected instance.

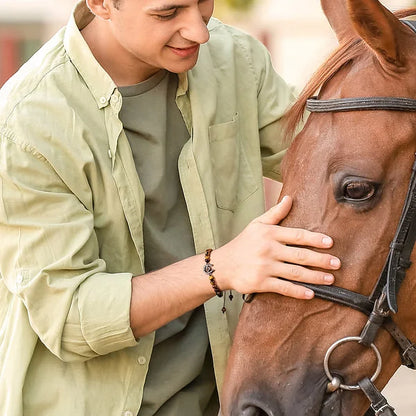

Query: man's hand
<box><xmin>130</xmin><ymin>196</ymin><xmax>340</xmax><ymax>337</ymax></box>
<box><xmin>211</xmin><ymin>196</ymin><xmax>340</xmax><ymax>299</ymax></box>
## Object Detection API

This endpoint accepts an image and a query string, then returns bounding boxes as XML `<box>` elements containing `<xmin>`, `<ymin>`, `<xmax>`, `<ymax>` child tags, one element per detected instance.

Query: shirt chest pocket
<box><xmin>208</xmin><ymin>114</ymin><xmax>258</xmax><ymax>211</ymax></box>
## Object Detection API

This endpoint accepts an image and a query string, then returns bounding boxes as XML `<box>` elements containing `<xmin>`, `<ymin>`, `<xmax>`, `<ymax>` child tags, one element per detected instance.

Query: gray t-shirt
<box><xmin>118</xmin><ymin>70</ymin><xmax>218</xmax><ymax>416</ymax></box>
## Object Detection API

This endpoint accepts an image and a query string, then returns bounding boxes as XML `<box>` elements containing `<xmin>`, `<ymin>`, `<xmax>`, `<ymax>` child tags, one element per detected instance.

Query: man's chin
<box><xmin>166</xmin><ymin>58</ymin><xmax>199</xmax><ymax>74</ymax></box>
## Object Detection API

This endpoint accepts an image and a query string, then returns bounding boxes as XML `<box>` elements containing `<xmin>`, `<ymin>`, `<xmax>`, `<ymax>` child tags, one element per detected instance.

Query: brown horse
<box><xmin>220</xmin><ymin>1</ymin><xmax>416</xmax><ymax>415</ymax></box>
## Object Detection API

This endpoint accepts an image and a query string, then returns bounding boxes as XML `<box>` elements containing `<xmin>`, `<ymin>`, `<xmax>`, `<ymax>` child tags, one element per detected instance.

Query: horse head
<box><xmin>221</xmin><ymin>1</ymin><xmax>416</xmax><ymax>415</ymax></box>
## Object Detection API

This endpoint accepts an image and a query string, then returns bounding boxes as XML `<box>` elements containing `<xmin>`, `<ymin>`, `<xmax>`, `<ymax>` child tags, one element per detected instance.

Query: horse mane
<box><xmin>283</xmin><ymin>8</ymin><xmax>416</xmax><ymax>141</ymax></box>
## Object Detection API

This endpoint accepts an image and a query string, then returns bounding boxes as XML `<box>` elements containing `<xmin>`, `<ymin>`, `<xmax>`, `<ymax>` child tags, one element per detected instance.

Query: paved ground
<box><xmin>382</xmin><ymin>366</ymin><xmax>416</xmax><ymax>415</ymax></box>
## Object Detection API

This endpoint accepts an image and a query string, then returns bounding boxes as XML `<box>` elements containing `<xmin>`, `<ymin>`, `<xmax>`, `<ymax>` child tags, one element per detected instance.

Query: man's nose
<box><xmin>179</xmin><ymin>11</ymin><xmax>210</xmax><ymax>44</ymax></box>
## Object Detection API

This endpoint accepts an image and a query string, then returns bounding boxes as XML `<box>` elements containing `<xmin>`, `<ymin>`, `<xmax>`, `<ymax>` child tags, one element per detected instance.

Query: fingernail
<box><xmin>305</xmin><ymin>289</ymin><xmax>314</xmax><ymax>299</ymax></box>
<box><xmin>324</xmin><ymin>274</ymin><xmax>334</xmax><ymax>283</ymax></box>
<box><xmin>330</xmin><ymin>257</ymin><xmax>341</xmax><ymax>268</ymax></box>
<box><xmin>281</xmin><ymin>195</ymin><xmax>289</xmax><ymax>203</ymax></box>
<box><xmin>322</xmin><ymin>236</ymin><xmax>332</xmax><ymax>246</ymax></box>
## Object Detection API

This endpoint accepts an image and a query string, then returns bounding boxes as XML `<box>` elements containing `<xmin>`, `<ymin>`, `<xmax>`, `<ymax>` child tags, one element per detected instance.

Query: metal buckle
<box><xmin>372</xmin><ymin>403</ymin><xmax>391</xmax><ymax>415</ymax></box>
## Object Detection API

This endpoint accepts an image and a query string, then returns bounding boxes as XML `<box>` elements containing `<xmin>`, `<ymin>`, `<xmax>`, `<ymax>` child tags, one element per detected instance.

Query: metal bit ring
<box><xmin>324</xmin><ymin>336</ymin><xmax>382</xmax><ymax>391</ymax></box>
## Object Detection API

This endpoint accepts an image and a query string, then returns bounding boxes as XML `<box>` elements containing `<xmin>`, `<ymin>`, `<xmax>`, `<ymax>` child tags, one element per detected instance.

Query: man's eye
<box><xmin>155</xmin><ymin>10</ymin><xmax>177</xmax><ymax>20</ymax></box>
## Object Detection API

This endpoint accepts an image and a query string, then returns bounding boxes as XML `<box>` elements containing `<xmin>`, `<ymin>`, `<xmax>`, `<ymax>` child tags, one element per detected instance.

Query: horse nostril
<box><xmin>240</xmin><ymin>405</ymin><xmax>271</xmax><ymax>416</ymax></box>
<box><xmin>232</xmin><ymin>393</ymin><xmax>280</xmax><ymax>416</ymax></box>
<box><xmin>321</xmin><ymin>390</ymin><xmax>342</xmax><ymax>416</ymax></box>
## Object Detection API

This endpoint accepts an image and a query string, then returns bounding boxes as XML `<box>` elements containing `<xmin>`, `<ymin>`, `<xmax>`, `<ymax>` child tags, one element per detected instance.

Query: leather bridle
<box><xmin>243</xmin><ymin>97</ymin><xmax>416</xmax><ymax>413</ymax></box>
<box><xmin>302</xmin><ymin>19</ymin><xmax>416</xmax><ymax>416</ymax></box>
<box><xmin>301</xmin><ymin>94</ymin><xmax>416</xmax><ymax>416</ymax></box>
<box><xmin>243</xmin><ymin>20</ymin><xmax>416</xmax><ymax>413</ymax></box>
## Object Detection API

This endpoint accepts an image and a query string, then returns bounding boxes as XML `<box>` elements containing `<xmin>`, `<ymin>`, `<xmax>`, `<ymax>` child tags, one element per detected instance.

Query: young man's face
<box><xmin>105</xmin><ymin>0</ymin><xmax>214</xmax><ymax>77</ymax></box>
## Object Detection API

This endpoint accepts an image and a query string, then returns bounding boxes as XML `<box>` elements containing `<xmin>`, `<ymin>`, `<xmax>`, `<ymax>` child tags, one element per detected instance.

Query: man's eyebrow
<box><xmin>146</xmin><ymin>4</ymin><xmax>186</xmax><ymax>12</ymax></box>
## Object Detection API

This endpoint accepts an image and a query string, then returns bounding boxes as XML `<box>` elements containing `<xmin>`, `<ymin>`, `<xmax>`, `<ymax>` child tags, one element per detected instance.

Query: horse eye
<box><xmin>343</xmin><ymin>180</ymin><xmax>376</xmax><ymax>201</ymax></box>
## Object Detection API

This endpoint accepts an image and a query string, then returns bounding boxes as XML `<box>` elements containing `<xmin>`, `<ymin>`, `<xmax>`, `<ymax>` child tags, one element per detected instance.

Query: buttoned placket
<box><xmin>103</xmin><ymin>90</ymin><xmax>146</xmax><ymax>270</ymax></box>
<box><xmin>101</xmin><ymin>92</ymin><xmax>156</xmax><ymax>413</ymax></box>
<box><xmin>176</xmin><ymin>84</ymin><xmax>234</xmax><ymax>394</ymax></box>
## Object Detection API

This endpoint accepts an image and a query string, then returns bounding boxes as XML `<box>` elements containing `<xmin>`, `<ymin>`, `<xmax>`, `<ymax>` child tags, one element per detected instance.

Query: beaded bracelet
<box><xmin>204</xmin><ymin>249</ymin><xmax>223</xmax><ymax>298</ymax></box>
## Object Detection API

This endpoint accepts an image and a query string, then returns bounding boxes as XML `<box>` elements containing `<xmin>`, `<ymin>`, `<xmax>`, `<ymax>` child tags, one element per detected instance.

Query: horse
<box><xmin>220</xmin><ymin>1</ymin><xmax>416</xmax><ymax>415</ymax></box>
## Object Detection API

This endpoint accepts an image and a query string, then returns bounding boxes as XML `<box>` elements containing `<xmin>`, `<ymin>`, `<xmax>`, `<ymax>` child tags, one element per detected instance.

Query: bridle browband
<box><xmin>306</xmin><ymin>96</ymin><xmax>416</xmax><ymax>113</ymax></box>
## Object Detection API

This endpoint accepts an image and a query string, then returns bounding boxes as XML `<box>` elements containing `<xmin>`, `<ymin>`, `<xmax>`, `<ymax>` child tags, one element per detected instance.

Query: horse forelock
<box><xmin>283</xmin><ymin>8</ymin><xmax>416</xmax><ymax>142</ymax></box>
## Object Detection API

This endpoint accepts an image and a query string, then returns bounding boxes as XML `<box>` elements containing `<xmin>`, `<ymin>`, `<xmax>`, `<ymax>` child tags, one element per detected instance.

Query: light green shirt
<box><xmin>0</xmin><ymin>2</ymin><xmax>294</xmax><ymax>416</ymax></box>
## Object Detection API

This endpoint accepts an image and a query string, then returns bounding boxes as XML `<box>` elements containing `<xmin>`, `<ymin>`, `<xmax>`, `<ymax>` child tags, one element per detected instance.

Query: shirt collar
<box><xmin>63</xmin><ymin>1</ymin><xmax>116</xmax><ymax>109</ymax></box>
<box><xmin>177</xmin><ymin>72</ymin><xmax>189</xmax><ymax>98</ymax></box>
<box><xmin>63</xmin><ymin>1</ymin><xmax>190</xmax><ymax>107</ymax></box>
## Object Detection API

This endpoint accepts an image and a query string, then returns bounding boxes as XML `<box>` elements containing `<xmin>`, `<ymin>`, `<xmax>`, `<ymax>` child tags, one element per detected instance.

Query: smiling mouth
<box><xmin>168</xmin><ymin>44</ymin><xmax>199</xmax><ymax>57</ymax></box>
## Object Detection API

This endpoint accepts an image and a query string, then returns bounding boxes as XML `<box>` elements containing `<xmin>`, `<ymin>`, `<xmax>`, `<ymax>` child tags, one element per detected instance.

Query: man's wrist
<box><xmin>203</xmin><ymin>249</ymin><xmax>224</xmax><ymax>297</ymax></box>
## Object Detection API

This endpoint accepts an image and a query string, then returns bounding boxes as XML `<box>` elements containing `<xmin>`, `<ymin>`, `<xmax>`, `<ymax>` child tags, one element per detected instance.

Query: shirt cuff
<box><xmin>77</xmin><ymin>272</ymin><xmax>138</xmax><ymax>355</ymax></box>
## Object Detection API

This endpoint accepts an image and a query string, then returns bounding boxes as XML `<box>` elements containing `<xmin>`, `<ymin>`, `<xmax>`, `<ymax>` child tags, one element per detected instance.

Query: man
<box><xmin>0</xmin><ymin>0</ymin><xmax>340</xmax><ymax>415</ymax></box>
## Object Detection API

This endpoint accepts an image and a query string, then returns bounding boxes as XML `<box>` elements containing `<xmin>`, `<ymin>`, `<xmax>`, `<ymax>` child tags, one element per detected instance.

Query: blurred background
<box><xmin>1</xmin><ymin>0</ymin><xmax>415</xmax><ymax>88</ymax></box>
<box><xmin>0</xmin><ymin>0</ymin><xmax>415</xmax><ymax>414</ymax></box>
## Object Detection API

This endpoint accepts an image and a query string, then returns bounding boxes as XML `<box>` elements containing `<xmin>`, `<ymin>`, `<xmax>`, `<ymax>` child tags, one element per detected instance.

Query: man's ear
<box><xmin>85</xmin><ymin>0</ymin><xmax>112</xmax><ymax>20</ymax></box>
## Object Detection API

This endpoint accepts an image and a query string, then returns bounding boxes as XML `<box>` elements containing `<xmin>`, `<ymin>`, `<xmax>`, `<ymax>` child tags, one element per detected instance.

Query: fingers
<box><xmin>255</xmin><ymin>195</ymin><xmax>292</xmax><ymax>225</ymax></box>
<box><xmin>272</xmin><ymin>225</ymin><xmax>335</xmax><ymax>249</ymax></box>
<box><xmin>272</xmin><ymin>261</ymin><xmax>335</xmax><ymax>285</ymax></box>
<box><xmin>276</xmin><ymin>244</ymin><xmax>340</xmax><ymax>271</ymax></box>
<box><xmin>261</xmin><ymin>278</ymin><xmax>316</xmax><ymax>300</ymax></box>
<box><xmin>257</xmin><ymin>197</ymin><xmax>335</xmax><ymax>251</ymax></box>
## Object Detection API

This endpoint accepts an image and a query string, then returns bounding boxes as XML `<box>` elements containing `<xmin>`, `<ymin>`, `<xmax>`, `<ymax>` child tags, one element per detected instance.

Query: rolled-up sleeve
<box><xmin>0</xmin><ymin>130</ymin><xmax>138</xmax><ymax>362</ymax></box>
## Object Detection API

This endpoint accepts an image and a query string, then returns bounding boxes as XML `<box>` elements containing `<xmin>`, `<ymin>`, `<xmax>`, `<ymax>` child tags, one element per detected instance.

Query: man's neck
<box><xmin>81</xmin><ymin>18</ymin><xmax>159</xmax><ymax>86</ymax></box>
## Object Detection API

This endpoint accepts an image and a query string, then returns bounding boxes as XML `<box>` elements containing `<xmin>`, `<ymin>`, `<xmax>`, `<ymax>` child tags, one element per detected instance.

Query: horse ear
<box><xmin>320</xmin><ymin>0</ymin><xmax>356</xmax><ymax>43</ymax></box>
<box><xmin>347</xmin><ymin>0</ymin><xmax>404</xmax><ymax>66</ymax></box>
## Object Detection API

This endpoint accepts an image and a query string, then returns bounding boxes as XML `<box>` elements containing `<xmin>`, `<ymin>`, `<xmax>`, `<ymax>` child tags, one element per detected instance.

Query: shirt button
<box><xmin>99</xmin><ymin>96</ymin><xmax>107</xmax><ymax>104</ymax></box>
<box><xmin>123</xmin><ymin>411</ymin><xmax>133</xmax><ymax>416</ymax></box>
<box><xmin>16</xmin><ymin>273</ymin><xmax>23</xmax><ymax>285</ymax></box>
<box><xmin>137</xmin><ymin>356</ymin><xmax>147</xmax><ymax>365</ymax></box>
<box><xmin>111</xmin><ymin>94</ymin><xmax>119</xmax><ymax>103</ymax></box>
